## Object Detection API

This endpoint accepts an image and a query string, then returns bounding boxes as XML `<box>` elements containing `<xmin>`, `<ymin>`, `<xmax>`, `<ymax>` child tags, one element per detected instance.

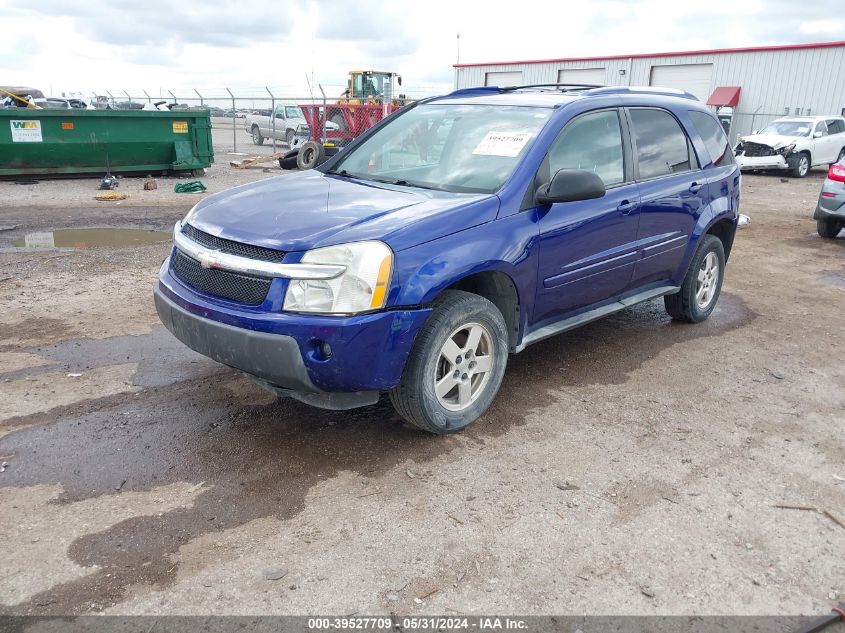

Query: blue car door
<box><xmin>531</xmin><ymin>108</ymin><xmax>642</xmax><ymax>326</ymax></box>
<box><xmin>625</xmin><ymin>107</ymin><xmax>709</xmax><ymax>287</ymax></box>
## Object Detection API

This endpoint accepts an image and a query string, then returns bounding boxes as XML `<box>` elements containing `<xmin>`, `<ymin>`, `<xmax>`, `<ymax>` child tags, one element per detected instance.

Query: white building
<box><xmin>453</xmin><ymin>41</ymin><xmax>845</xmax><ymax>141</ymax></box>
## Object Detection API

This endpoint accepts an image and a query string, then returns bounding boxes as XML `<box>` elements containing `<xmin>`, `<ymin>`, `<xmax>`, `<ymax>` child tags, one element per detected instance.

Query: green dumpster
<box><xmin>0</xmin><ymin>108</ymin><xmax>214</xmax><ymax>176</ymax></box>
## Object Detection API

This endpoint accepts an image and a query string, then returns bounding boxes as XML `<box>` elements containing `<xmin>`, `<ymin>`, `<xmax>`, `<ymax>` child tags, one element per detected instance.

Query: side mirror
<box><xmin>536</xmin><ymin>169</ymin><xmax>606</xmax><ymax>205</ymax></box>
<box><xmin>813</xmin><ymin>130</ymin><xmax>823</xmax><ymax>138</ymax></box>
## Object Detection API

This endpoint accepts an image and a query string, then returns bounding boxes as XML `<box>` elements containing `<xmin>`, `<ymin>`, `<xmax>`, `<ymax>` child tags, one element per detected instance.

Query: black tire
<box><xmin>787</xmin><ymin>152</ymin><xmax>810</xmax><ymax>178</ymax></box>
<box><xmin>836</xmin><ymin>148</ymin><xmax>845</xmax><ymax>164</ymax></box>
<box><xmin>817</xmin><ymin>219</ymin><xmax>842</xmax><ymax>238</ymax></box>
<box><xmin>664</xmin><ymin>234</ymin><xmax>726</xmax><ymax>323</ymax></box>
<box><xmin>278</xmin><ymin>150</ymin><xmax>298</xmax><ymax>170</ymax></box>
<box><xmin>296</xmin><ymin>141</ymin><xmax>325</xmax><ymax>170</ymax></box>
<box><xmin>251</xmin><ymin>126</ymin><xmax>264</xmax><ymax>146</ymax></box>
<box><xmin>389</xmin><ymin>290</ymin><xmax>509</xmax><ymax>434</ymax></box>
<box><xmin>285</xmin><ymin>129</ymin><xmax>295</xmax><ymax>146</ymax></box>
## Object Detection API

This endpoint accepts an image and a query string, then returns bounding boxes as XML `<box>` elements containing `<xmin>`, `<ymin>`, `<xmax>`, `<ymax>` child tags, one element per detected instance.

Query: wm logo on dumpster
<box><xmin>10</xmin><ymin>119</ymin><xmax>43</xmax><ymax>142</ymax></box>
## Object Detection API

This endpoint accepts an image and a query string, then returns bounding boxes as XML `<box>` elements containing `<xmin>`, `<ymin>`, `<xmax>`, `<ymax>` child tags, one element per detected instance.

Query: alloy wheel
<box><xmin>434</xmin><ymin>322</ymin><xmax>494</xmax><ymax>411</ymax></box>
<box><xmin>695</xmin><ymin>251</ymin><xmax>720</xmax><ymax>310</ymax></box>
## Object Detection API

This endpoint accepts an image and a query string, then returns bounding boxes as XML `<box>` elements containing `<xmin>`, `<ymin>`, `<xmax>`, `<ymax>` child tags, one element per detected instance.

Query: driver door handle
<box><xmin>617</xmin><ymin>200</ymin><xmax>637</xmax><ymax>215</ymax></box>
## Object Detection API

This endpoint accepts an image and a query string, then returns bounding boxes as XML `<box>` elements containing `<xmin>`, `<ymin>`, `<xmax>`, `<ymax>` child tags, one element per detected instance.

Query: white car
<box><xmin>734</xmin><ymin>116</ymin><xmax>845</xmax><ymax>177</ymax></box>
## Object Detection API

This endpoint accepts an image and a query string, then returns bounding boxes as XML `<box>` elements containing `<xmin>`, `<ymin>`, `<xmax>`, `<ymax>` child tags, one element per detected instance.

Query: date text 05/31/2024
<box><xmin>306</xmin><ymin>617</ymin><xmax>528</xmax><ymax>630</ymax></box>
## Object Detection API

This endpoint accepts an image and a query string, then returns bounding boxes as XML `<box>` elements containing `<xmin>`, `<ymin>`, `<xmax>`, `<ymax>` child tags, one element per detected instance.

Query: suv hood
<box><xmin>187</xmin><ymin>170</ymin><xmax>497</xmax><ymax>253</ymax></box>
<box><xmin>740</xmin><ymin>133</ymin><xmax>804</xmax><ymax>149</ymax></box>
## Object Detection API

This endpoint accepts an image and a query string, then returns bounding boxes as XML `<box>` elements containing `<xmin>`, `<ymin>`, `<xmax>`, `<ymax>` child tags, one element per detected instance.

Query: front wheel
<box><xmin>664</xmin><ymin>234</ymin><xmax>726</xmax><ymax>323</ymax></box>
<box><xmin>788</xmin><ymin>152</ymin><xmax>809</xmax><ymax>177</ymax></box>
<box><xmin>390</xmin><ymin>290</ymin><xmax>508</xmax><ymax>434</ymax></box>
<box><xmin>817</xmin><ymin>219</ymin><xmax>842</xmax><ymax>238</ymax></box>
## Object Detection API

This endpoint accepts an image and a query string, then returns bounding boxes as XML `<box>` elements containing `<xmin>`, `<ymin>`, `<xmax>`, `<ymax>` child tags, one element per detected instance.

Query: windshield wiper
<box><xmin>369</xmin><ymin>176</ymin><xmax>441</xmax><ymax>191</ymax></box>
<box><xmin>325</xmin><ymin>168</ymin><xmax>352</xmax><ymax>177</ymax></box>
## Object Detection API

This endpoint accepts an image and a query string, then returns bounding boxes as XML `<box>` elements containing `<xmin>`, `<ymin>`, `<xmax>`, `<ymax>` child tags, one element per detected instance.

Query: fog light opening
<box><xmin>311</xmin><ymin>339</ymin><xmax>333</xmax><ymax>361</ymax></box>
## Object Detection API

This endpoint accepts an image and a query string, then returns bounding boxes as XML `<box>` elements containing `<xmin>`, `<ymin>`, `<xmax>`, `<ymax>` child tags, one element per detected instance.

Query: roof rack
<box><xmin>499</xmin><ymin>83</ymin><xmax>604</xmax><ymax>92</ymax></box>
<box><xmin>583</xmin><ymin>86</ymin><xmax>699</xmax><ymax>101</ymax></box>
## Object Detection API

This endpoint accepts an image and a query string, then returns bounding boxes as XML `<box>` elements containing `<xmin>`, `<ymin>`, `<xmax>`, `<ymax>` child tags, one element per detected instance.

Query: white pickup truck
<box><xmin>244</xmin><ymin>104</ymin><xmax>340</xmax><ymax>146</ymax></box>
<box><xmin>735</xmin><ymin>116</ymin><xmax>845</xmax><ymax>177</ymax></box>
<box><xmin>244</xmin><ymin>105</ymin><xmax>309</xmax><ymax>146</ymax></box>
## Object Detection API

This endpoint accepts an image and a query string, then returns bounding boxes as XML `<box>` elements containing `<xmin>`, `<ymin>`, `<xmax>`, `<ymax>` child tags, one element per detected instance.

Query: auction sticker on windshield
<box><xmin>472</xmin><ymin>131</ymin><xmax>531</xmax><ymax>157</ymax></box>
<box><xmin>10</xmin><ymin>120</ymin><xmax>42</xmax><ymax>142</ymax></box>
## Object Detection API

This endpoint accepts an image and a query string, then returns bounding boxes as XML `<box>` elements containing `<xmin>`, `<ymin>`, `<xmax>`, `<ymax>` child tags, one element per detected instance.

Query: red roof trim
<box><xmin>453</xmin><ymin>40</ymin><xmax>845</xmax><ymax>68</ymax></box>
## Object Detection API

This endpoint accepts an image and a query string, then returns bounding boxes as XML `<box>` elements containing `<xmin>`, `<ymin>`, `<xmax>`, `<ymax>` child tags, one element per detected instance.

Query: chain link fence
<box><xmin>58</xmin><ymin>85</ymin><xmax>449</xmax><ymax>156</ymax></box>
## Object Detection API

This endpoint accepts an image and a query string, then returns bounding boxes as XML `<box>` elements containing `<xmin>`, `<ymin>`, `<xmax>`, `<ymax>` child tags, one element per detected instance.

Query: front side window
<box><xmin>546</xmin><ymin>110</ymin><xmax>625</xmax><ymax>186</ymax></box>
<box><xmin>630</xmin><ymin>108</ymin><xmax>693</xmax><ymax>179</ymax></box>
<box><xmin>328</xmin><ymin>104</ymin><xmax>553</xmax><ymax>193</ymax></box>
<box><xmin>815</xmin><ymin>121</ymin><xmax>829</xmax><ymax>137</ymax></box>
<box><xmin>689</xmin><ymin>110</ymin><xmax>735</xmax><ymax>167</ymax></box>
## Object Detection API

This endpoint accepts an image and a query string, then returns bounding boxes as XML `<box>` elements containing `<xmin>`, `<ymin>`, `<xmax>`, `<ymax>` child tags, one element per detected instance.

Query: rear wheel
<box><xmin>788</xmin><ymin>152</ymin><xmax>809</xmax><ymax>177</ymax></box>
<box><xmin>664</xmin><ymin>235</ymin><xmax>725</xmax><ymax>323</ymax></box>
<box><xmin>251</xmin><ymin>126</ymin><xmax>264</xmax><ymax>146</ymax></box>
<box><xmin>389</xmin><ymin>290</ymin><xmax>508</xmax><ymax>434</ymax></box>
<box><xmin>817</xmin><ymin>219</ymin><xmax>842</xmax><ymax>238</ymax></box>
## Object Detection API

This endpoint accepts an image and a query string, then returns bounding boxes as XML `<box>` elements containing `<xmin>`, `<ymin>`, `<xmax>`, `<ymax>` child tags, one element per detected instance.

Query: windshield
<box><xmin>285</xmin><ymin>106</ymin><xmax>301</xmax><ymax>118</ymax></box>
<box><xmin>761</xmin><ymin>120</ymin><xmax>813</xmax><ymax>137</ymax></box>
<box><xmin>328</xmin><ymin>103</ymin><xmax>553</xmax><ymax>193</ymax></box>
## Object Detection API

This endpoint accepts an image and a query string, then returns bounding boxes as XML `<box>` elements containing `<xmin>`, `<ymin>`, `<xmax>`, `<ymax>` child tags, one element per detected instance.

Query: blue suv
<box><xmin>154</xmin><ymin>85</ymin><xmax>740</xmax><ymax>434</ymax></box>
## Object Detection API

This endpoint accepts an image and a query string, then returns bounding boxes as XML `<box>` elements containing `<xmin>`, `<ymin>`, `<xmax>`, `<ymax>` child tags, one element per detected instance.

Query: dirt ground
<box><xmin>0</xmin><ymin>168</ymin><xmax>843</xmax><ymax>617</ymax></box>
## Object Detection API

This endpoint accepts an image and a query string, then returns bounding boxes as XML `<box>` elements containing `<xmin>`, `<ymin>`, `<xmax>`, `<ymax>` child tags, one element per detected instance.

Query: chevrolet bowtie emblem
<box><xmin>198</xmin><ymin>252</ymin><xmax>220</xmax><ymax>269</ymax></box>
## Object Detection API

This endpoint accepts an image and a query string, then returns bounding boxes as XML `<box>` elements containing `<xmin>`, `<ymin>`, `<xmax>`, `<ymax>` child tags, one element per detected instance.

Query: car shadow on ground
<box><xmin>0</xmin><ymin>294</ymin><xmax>753</xmax><ymax>614</ymax></box>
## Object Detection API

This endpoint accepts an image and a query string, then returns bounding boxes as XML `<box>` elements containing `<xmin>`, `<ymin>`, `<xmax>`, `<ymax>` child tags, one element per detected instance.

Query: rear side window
<box><xmin>826</xmin><ymin>119</ymin><xmax>845</xmax><ymax>135</ymax></box>
<box><xmin>689</xmin><ymin>111</ymin><xmax>735</xmax><ymax>167</ymax></box>
<box><xmin>546</xmin><ymin>110</ymin><xmax>625</xmax><ymax>186</ymax></box>
<box><xmin>629</xmin><ymin>108</ymin><xmax>693</xmax><ymax>179</ymax></box>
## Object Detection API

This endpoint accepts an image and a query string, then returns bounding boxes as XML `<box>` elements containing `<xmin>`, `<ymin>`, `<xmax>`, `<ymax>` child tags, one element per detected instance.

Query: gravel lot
<box><xmin>0</xmin><ymin>169</ymin><xmax>843</xmax><ymax>617</ymax></box>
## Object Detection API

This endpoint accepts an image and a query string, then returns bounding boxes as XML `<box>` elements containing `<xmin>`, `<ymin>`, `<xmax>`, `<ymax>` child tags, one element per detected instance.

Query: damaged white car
<box><xmin>734</xmin><ymin>116</ymin><xmax>845</xmax><ymax>177</ymax></box>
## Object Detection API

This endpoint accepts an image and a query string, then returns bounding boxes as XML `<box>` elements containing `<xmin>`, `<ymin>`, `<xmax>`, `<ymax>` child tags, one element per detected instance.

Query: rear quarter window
<box><xmin>688</xmin><ymin>110</ymin><xmax>736</xmax><ymax>167</ymax></box>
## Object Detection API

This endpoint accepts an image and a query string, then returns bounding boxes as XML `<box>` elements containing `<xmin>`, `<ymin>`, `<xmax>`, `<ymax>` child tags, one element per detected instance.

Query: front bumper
<box><xmin>735</xmin><ymin>154</ymin><xmax>789</xmax><ymax>171</ymax></box>
<box><xmin>155</xmin><ymin>257</ymin><xmax>431</xmax><ymax>394</ymax></box>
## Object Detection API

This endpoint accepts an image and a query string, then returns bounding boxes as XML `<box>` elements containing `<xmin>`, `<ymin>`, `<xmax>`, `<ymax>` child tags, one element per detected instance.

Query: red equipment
<box><xmin>299</xmin><ymin>103</ymin><xmax>403</xmax><ymax>143</ymax></box>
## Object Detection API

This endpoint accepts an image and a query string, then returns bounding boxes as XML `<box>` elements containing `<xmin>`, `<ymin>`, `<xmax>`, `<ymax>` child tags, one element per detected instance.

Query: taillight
<box><xmin>829</xmin><ymin>163</ymin><xmax>845</xmax><ymax>182</ymax></box>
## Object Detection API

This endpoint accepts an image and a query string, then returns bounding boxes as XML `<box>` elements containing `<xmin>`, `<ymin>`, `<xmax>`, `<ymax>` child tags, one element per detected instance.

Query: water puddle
<box><xmin>11</xmin><ymin>228</ymin><xmax>170</xmax><ymax>249</ymax></box>
<box><xmin>820</xmin><ymin>272</ymin><xmax>845</xmax><ymax>290</ymax></box>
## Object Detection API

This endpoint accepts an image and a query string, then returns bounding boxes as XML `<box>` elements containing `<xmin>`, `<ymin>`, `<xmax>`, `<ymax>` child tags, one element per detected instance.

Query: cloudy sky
<box><xmin>1</xmin><ymin>0</ymin><xmax>843</xmax><ymax>102</ymax></box>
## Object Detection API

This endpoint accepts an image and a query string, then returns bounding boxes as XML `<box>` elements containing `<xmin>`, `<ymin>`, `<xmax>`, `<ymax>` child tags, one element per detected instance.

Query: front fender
<box><xmin>391</xmin><ymin>210</ymin><xmax>540</xmax><ymax>328</ymax></box>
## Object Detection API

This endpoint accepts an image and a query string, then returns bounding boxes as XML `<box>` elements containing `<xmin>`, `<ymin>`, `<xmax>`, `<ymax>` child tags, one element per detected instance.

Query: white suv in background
<box><xmin>735</xmin><ymin>116</ymin><xmax>845</xmax><ymax>177</ymax></box>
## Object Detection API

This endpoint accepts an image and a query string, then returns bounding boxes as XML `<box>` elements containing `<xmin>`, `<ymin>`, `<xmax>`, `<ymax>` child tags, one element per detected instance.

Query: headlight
<box><xmin>183</xmin><ymin>203</ymin><xmax>200</xmax><ymax>224</ymax></box>
<box><xmin>283</xmin><ymin>240</ymin><xmax>393</xmax><ymax>314</ymax></box>
<box><xmin>776</xmin><ymin>143</ymin><xmax>796</xmax><ymax>155</ymax></box>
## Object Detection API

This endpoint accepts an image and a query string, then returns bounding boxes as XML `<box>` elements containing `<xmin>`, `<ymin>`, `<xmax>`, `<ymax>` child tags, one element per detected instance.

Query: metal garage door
<box><xmin>649</xmin><ymin>63</ymin><xmax>714</xmax><ymax>101</ymax></box>
<box><xmin>557</xmin><ymin>67</ymin><xmax>607</xmax><ymax>87</ymax></box>
<box><xmin>485</xmin><ymin>71</ymin><xmax>523</xmax><ymax>86</ymax></box>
